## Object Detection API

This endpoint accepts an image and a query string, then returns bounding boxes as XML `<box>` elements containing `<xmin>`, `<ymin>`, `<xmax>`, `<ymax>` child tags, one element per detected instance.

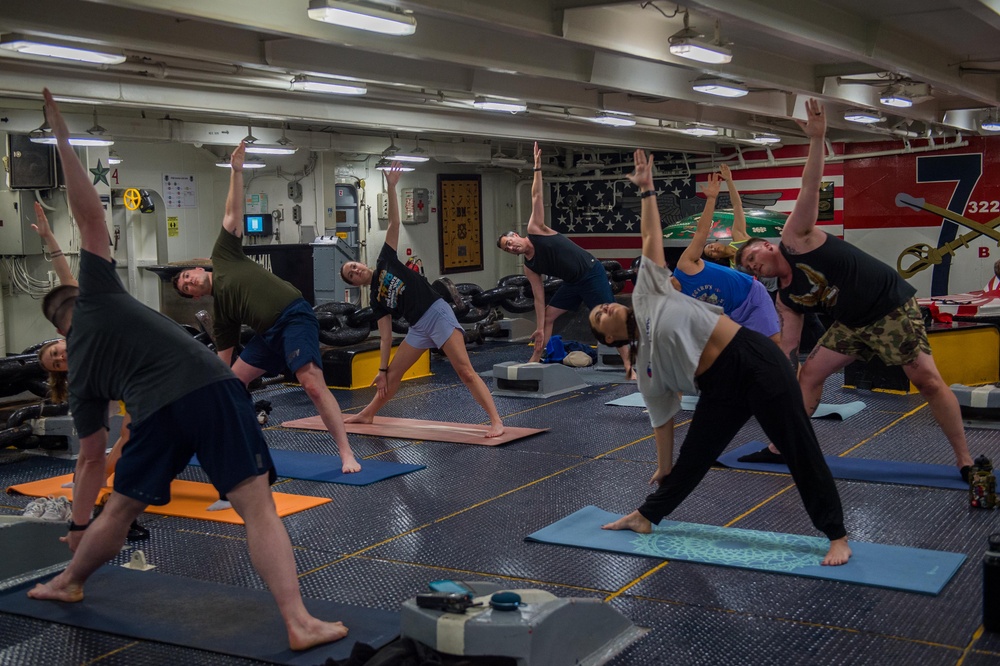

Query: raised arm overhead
<box><xmin>676</xmin><ymin>173</ymin><xmax>721</xmax><ymax>275</ymax></box>
<box><xmin>44</xmin><ymin>89</ymin><xmax>110</xmax><ymax>263</ymax></box>
<box><xmin>720</xmin><ymin>164</ymin><xmax>748</xmax><ymax>243</ymax></box>
<box><xmin>32</xmin><ymin>202</ymin><xmax>77</xmax><ymax>287</ymax></box>
<box><xmin>629</xmin><ymin>149</ymin><xmax>664</xmax><ymax>268</ymax></box>
<box><xmin>526</xmin><ymin>142</ymin><xmax>552</xmax><ymax>235</ymax></box>
<box><xmin>781</xmin><ymin>99</ymin><xmax>828</xmax><ymax>251</ymax></box>
<box><xmin>383</xmin><ymin>161</ymin><xmax>403</xmax><ymax>251</ymax></box>
<box><xmin>222</xmin><ymin>141</ymin><xmax>246</xmax><ymax>237</ymax></box>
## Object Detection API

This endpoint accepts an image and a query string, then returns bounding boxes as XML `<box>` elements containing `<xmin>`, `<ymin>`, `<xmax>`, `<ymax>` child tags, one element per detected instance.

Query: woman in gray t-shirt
<box><xmin>589</xmin><ymin>147</ymin><xmax>850</xmax><ymax>567</ymax></box>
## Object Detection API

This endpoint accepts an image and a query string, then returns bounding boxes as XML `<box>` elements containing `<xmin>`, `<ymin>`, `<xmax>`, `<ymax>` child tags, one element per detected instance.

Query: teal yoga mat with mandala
<box><xmin>525</xmin><ymin>506</ymin><xmax>965</xmax><ymax>595</ymax></box>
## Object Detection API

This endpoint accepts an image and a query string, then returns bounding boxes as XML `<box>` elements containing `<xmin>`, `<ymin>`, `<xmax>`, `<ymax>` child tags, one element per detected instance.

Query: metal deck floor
<box><xmin>1</xmin><ymin>340</ymin><xmax>999</xmax><ymax>665</ymax></box>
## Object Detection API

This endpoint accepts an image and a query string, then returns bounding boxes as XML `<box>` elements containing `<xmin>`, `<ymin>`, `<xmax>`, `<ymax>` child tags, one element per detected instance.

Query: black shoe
<box><xmin>961</xmin><ymin>465</ymin><xmax>973</xmax><ymax>484</ymax></box>
<box><xmin>737</xmin><ymin>447</ymin><xmax>786</xmax><ymax>464</ymax></box>
<box><xmin>126</xmin><ymin>519</ymin><xmax>149</xmax><ymax>541</ymax></box>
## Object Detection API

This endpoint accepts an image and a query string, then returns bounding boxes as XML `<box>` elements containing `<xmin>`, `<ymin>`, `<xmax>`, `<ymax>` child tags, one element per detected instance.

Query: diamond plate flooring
<box><xmin>1</xmin><ymin>339</ymin><xmax>997</xmax><ymax>665</ymax></box>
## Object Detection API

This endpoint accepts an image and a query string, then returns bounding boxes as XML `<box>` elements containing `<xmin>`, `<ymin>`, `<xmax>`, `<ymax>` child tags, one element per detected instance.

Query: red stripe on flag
<box><xmin>569</xmin><ymin>235</ymin><xmax>642</xmax><ymax>249</ymax></box>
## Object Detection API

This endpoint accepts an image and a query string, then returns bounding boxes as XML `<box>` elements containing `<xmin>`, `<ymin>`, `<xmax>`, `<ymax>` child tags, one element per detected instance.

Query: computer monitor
<box><xmin>244</xmin><ymin>213</ymin><xmax>273</xmax><ymax>237</ymax></box>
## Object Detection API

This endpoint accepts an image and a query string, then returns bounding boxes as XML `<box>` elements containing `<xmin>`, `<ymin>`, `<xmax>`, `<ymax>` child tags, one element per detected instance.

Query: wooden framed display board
<box><xmin>437</xmin><ymin>174</ymin><xmax>483</xmax><ymax>274</ymax></box>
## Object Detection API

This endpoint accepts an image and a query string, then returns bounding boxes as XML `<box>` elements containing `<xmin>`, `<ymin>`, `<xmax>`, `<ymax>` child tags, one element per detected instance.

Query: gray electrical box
<box><xmin>334</xmin><ymin>183</ymin><xmax>359</xmax><ymax>249</ymax></box>
<box><xmin>402</xmin><ymin>187</ymin><xmax>429</xmax><ymax>224</ymax></box>
<box><xmin>312</xmin><ymin>241</ymin><xmax>359</xmax><ymax>305</ymax></box>
<box><xmin>0</xmin><ymin>190</ymin><xmax>44</xmax><ymax>255</ymax></box>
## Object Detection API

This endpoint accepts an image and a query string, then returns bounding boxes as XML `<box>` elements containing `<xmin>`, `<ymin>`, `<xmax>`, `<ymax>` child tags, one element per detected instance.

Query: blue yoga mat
<box><xmin>192</xmin><ymin>449</ymin><xmax>425</xmax><ymax>486</ymax></box>
<box><xmin>526</xmin><ymin>506</ymin><xmax>965</xmax><ymax>595</ymax></box>
<box><xmin>605</xmin><ymin>393</ymin><xmax>647</xmax><ymax>408</ymax></box>
<box><xmin>0</xmin><ymin>565</ymin><xmax>398</xmax><ymax>665</ymax></box>
<box><xmin>676</xmin><ymin>395</ymin><xmax>866</xmax><ymax>419</ymax></box>
<box><xmin>717</xmin><ymin>441</ymin><xmax>968</xmax><ymax>490</ymax></box>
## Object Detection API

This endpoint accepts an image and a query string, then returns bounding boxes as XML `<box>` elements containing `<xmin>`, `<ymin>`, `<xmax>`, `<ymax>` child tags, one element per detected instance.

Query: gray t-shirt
<box><xmin>68</xmin><ymin>250</ymin><xmax>233</xmax><ymax>438</ymax></box>
<box><xmin>633</xmin><ymin>260</ymin><xmax>722</xmax><ymax>429</ymax></box>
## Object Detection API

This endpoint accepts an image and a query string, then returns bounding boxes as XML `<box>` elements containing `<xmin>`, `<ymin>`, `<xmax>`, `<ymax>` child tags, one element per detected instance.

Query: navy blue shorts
<box><xmin>113</xmin><ymin>378</ymin><xmax>275</xmax><ymax>505</ymax></box>
<box><xmin>547</xmin><ymin>261</ymin><xmax>614</xmax><ymax>312</ymax></box>
<box><xmin>239</xmin><ymin>298</ymin><xmax>322</xmax><ymax>375</ymax></box>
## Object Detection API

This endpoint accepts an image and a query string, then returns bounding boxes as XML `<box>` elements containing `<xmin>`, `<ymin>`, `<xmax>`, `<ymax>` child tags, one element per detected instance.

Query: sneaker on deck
<box><xmin>40</xmin><ymin>496</ymin><xmax>72</xmax><ymax>522</ymax></box>
<box><xmin>22</xmin><ymin>497</ymin><xmax>52</xmax><ymax>519</ymax></box>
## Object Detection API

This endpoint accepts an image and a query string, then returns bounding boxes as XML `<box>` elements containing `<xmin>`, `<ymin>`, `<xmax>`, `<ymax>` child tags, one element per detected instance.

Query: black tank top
<box><xmin>524</xmin><ymin>233</ymin><xmax>596</xmax><ymax>283</ymax></box>
<box><xmin>778</xmin><ymin>234</ymin><xmax>915</xmax><ymax>327</ymax></box>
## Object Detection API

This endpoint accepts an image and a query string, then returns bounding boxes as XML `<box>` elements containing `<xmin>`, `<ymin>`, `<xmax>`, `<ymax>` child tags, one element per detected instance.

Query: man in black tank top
<box><xmin>735</xmin><ymin>100</ymin><xmax>973</xmax><ymax>478</ymax></box>
<box><xmin>497</xmin><ymin>142</ymin><xmax>634</xmax><ymax>377</ymax></box>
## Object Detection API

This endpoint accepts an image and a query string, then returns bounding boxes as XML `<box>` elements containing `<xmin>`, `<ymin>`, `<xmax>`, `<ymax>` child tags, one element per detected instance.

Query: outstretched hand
<box><xmin>31</xmin><ymin>202</ymin><xmax>53</xmax><ymax>239</ymax></box>
<box><xmin>42</xmin><ymin>89</ymin><xmax>70</xmax><ymax>143</ymax></box>
<box><xmin>628</xmin><ymin>149</ymin><xmax>655</xmax><ymax>191</ymax></box>
<box><xmin>795</xmin><ymin>98</ymin><xmax>826</xmax><ymax>139</ymax></box>
<box><xmin>384</xmin><ymin>161</ymin><xmax>404</xmax><ymax>189</ymax></box>
<box><xmin>719</xmin><ymin>163</ymin><xmax>732</xmax><ymax>181</ymax></box>
<box><xmin>533</xmin><ymin>141</ymin><xmax>542</xmax><ymax>169</ymax></box>
<box><xmin>230</xmin><ymin>141</ymin><xmax>246</xmax><ymax>172</ymax></box>
<box><xmin>702</xmin><ymin>173</ymin><xmax>722</xmax><ymax>199</ymax></box>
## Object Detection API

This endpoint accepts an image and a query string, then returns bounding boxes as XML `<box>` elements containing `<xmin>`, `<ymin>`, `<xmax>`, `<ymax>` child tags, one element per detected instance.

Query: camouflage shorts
<box><xmin>817</xmin><ymin>298</ymin><xmax>930</xmax><ymax>365</ymax></box>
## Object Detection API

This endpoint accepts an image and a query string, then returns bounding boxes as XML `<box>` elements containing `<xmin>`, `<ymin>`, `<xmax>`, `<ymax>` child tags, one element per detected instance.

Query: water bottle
<box><xmin>969</xmin><ymin>455</ymin><xmax>997</xmax><ymax>510</ymax></box>
<box><xmin>985</xmin><ymin>533</ymin><xmax>1000</xmax><ymax>632</ymax></box>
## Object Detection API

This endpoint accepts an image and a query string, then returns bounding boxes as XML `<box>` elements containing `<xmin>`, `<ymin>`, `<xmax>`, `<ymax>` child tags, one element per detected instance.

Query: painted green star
<box><xmin>90</xmin><ymin>159</ymin><xmax>110</xmax><ymax>186</ymax></box>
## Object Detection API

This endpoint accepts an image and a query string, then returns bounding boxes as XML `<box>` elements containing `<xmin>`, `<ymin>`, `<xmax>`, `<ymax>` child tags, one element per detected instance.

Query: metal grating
<box><xmin>0</xmin><ymin>341</ymin><xmax>997</xmax><ymax>664</ymax></box>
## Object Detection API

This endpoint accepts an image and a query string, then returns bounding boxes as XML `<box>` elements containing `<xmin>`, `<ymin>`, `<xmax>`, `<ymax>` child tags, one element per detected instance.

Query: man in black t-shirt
<box><xmin>340</xmin><ymin>164</ymin><xmax>504</xmax><ymax>437</ymax></box>
<box><xmin>736</xmin><ymin>99</ymin><xmax>973</xmax><ymax>477</ymax></box>
<box><xmin>29</xmin><ymin>90</ymin><xmax>348</xmax><ymax>651</ymax></box>
<box><xmin>497</xmin><ymin>142</ymin><xmax>634</xmax><ymax>377</ymax></box>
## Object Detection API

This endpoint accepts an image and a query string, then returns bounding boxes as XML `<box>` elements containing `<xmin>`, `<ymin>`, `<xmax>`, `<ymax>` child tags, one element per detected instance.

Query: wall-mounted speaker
<box><xmin>7</xmin><ymin>134</ymin><xmax>56</xmax><ymax>190</ymax></box>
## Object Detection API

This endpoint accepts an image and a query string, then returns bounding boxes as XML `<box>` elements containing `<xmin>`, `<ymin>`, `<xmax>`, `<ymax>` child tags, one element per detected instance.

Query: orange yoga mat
<box><xmin>7</xmin><ymin>474</ymin><xmax>330</xmax><ymax>525</ymax></box>
<box><xmin>282</xmin><ymin>415</ymin><xmax>548</xmax><ymax>447</ymax></box>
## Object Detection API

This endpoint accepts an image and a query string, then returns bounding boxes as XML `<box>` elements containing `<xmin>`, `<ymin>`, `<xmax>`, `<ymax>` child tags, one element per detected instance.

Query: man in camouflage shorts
<box><xmin>821</xmin><ymin>299</ymin><xmax>930</xmax><ymax>363</ymax></box>
<box><xmin>734</xmin><ymin>99</ymin><xmax>972</xmax><ymax>477</ymax></box>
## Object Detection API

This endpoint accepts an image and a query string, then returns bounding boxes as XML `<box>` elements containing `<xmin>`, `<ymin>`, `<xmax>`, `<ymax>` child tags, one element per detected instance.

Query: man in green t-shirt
<box><xmin>173</xmin><ymin>142</ymin><xmax>359</xmax><ymax>474</ymax></box>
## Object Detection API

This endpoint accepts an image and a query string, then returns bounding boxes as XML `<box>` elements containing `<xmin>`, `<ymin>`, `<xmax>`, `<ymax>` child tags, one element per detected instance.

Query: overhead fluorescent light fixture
<box><xmin>245</xmin><ymin>145</ymin><xmax>297</xmax><ymax>155</ymax></box>
<box><xmin>668</xmin><ymin>12</ymin><xmax>732</xmax><ymax>65</ymax></box>
<box><xmin>393</xmin><ymin>139</ymin><xmax>430</xmax><ymax>162</ymax></box>
<box><xmin>982</xmin><ymin>117</ymin><xmax>1000</xmax><ymax>132</ymax></box>
<box><xmin>107</xmin><ymin>149</ymin><xmax>123</xmax><ymax>165</ymax></box>
<box><xmin>216</xmin><ymin>158</ymin><xmax>266</xmax><ymax>169</ymax></box>
<box><xmin>0</xmin><ymin>33</ymin><xmax>126</xmax><ymax>65</ymax></box>
<box><xmin>879</xmin><ymin>86</ymin><xmax>913</xmax><ymax>108</ymax></box>
<box><xmin>844</xmin><ymin>109</ymin><xmax>885</xmax><ymax>124</ymax></box>
<box><xmin>307</xmin><ymin>0</ymin><xmax>416</xmax><ymax>36</ymax></box>
<box><xmin>751</xmin><ymin>133</ymin><xmax>781</xmax><ymax>144</ymax></box>
<box><xmin>679</xmin><ymin>124</ymin><xmax>720</xmax><ymax>137</ymax></box>
<box><xmin>290</xmin><ymin>74</ymin><xmax>366</xmax><ymax>96</ymax></box>
<box><xmin>375</xmin><ymin>158</ymin><xmax>415</xmax><ymax>172</ymax></box>
<box><xmin>692</xmin><ymin>78</ymin><xmax>747</xmax><ymax>98</ymax></box>
<box><xmin>590</xmin><ymin>111</ymin><xmax>636</xmax><ymax>127</ymax></box>
<box><xmin>30</xmin><ymin>134</ymin><xmax>114</xmax><ymax>147</ymax></box>
<box><xmin>473</xmin><ymin>97</ymin><xmax>527</xmax><ymax>113</ymax></box>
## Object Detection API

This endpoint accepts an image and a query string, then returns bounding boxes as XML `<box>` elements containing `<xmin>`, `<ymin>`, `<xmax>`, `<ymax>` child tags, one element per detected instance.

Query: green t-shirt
<box><xmin>210</xmin><ymin>228</ymin><xmax>302</xmax><ymax>351</ymax></box>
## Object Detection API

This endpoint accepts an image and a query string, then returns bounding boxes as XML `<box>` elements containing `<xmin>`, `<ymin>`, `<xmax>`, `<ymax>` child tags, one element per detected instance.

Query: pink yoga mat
<box><xmin>281</xmin><ymin>415</ymin><xmax>547</xmax><ymax>446</ymax></box>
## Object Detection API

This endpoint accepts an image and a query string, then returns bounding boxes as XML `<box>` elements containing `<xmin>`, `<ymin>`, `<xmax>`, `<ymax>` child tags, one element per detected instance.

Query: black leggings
<box><xmin>638</xmin><ymin>327</ymin><xmax>847</xmax><ymax>541</ymax></box>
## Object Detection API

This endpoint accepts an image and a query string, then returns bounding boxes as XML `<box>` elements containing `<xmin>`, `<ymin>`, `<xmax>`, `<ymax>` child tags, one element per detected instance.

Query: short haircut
<box><xmin>340</xmin><ymin>263</ymin><xmax>352</xmax><ymax>284</ymax></box>
<box><xmin>733</xmin><ymin>237</ymin><xmax>768</xmax><ymax>270</ymax></box>
<box><xmin>171</xmin><ymin>271</ymin><xmax>193</xmax><ymax>299</ymax></box>
<box><xmin>41</xmin><ymin>285</ymin><xmax>80</xmax><ymax>329</ymax></box>
<box><xmin>497</xmin><ymin>231</ymin><xmax>516</xmax><ymax>249</ymax></box>
<box><xmin>994</xmin><ymin>258</ymin><xmax>1000</xmax><ymax>279</ymax></box>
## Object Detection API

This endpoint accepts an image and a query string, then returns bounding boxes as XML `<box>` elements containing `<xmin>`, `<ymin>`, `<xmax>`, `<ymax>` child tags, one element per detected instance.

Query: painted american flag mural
<box><xmin>549</xmin><ymin>144</ymin><xmax>845</xmax><ymax>271</ymax></box>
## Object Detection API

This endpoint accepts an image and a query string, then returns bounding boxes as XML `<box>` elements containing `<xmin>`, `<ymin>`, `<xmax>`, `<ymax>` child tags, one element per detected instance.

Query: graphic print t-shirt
<box><xmin>369</xmin><ymin>243</ymin><xmax>441</xmax><ymax>324</ymax></box>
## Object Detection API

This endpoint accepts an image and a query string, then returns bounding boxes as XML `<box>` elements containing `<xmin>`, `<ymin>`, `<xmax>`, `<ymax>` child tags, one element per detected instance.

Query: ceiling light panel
<box><xmin>307</xmin><ymin>0</ymin><xmax>417</xmax><ymax>36</ymax></box>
